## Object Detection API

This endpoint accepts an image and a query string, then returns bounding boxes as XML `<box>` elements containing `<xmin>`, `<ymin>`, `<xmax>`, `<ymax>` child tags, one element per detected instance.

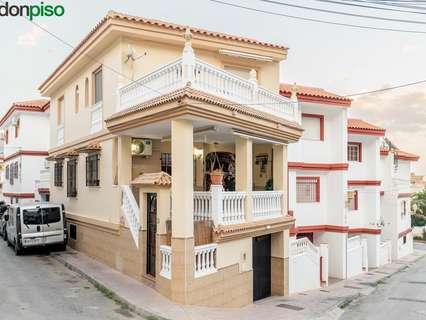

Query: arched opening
<box><xmin>75</xmin><ymin>85</ymin><xmax>79</xmax><ymax>113</ymax></box>
<box><xmin>84</xmin><ymin>77</ymin><xmax>89</xmax><ymax>107</ymax></box>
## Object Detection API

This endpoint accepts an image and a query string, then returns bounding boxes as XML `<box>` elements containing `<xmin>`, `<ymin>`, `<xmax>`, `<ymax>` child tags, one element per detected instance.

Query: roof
<box><xmin>347</xmin><ymin>118</ymin><xmax>386</xmax><ymax>136</ymax></box>
<box><xmin>131</xmin><ymin>172</ymin><xmax>172</xmax><ymax>187</ymax></box>
<box><xmin>280</xmin><ymin>83</ymin><xmax>352</xmax><ymax>106</ymax></box>
<box><xmin>39</xmin><ymin>11</ymin><xmax>287</xmax><ymax>91</ymax></box>
<box><xmin>0</xmin><ymin>99</ymin><xmax>50</xmax><ymax>127</ymax></box>
<box><xmin>394</xmin><ymin>149</ymin><xmax>420</xmax><ymax>161</ymax></box>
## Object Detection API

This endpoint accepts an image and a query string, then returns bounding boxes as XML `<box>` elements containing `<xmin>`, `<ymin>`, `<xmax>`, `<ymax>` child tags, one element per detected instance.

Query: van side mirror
<box><xmin>4</xmin><ymin>214</ymin><xmax>9</xmax><ymax>222</ymax></box>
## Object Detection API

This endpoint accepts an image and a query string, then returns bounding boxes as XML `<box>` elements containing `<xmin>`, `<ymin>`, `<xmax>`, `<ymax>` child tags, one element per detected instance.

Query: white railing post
<box><xmin>249</xmin><ymin>69</ymin><xmax>258</xmax><ymax>101</ymax></box>
<box><xmin>160</xmin><ymin>245</ymin><xmax>172</xmax><ymax>279</ymax></box>
<box><xmin>211</xmin><ymin>185</ymin><xmax>223</xmax><ymax>226</ymax></box>
<box><xmin>182</xmin><ymin>28</ymin><xmax>195</xmax><ymax>86</ymax></box>
<box><xmin>120</xmin><ymin>185</ymin><xmax>141</xmax><ymax>248</ymax></box>
<box><xmin>194</xmin><ymin>243</ymin><xmax>217</xmax><ymax>278</ymax></box>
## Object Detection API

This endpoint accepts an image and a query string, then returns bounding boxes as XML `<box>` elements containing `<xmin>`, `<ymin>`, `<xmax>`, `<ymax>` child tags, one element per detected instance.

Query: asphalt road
<box><xmin>0</xmin><ymin>240</ymin><xmax>143</xmax><ymax>320</ymax></box>
<box><xmin>341</xmin><ymin>242</ymin><xmax>426</xmax><ymax>320</ymax></box>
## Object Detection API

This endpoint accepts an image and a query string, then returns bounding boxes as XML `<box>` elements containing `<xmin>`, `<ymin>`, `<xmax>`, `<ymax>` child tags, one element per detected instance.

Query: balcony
<box><xmin>118</xmin><ymin>58</ymin><xmax>299</xmax><ymax>124</ymax></box>
<box><xmin>57</xmin><ymin>124</ymin><xmax>64</xmax><ymax>146</ymax></box>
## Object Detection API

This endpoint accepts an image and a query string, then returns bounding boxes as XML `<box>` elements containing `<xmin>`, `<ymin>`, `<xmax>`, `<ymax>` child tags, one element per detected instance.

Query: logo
<box><xmin>0</xmin><ymin>2</ymin><xmax>65</xmax><ymax>20</ymax></box>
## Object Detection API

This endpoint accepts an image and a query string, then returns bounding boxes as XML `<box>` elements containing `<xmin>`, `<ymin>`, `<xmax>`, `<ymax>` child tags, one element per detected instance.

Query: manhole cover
<box><xmin>276</xmin><ymin>304</ymin><xmax>304</xmax><ymax>311</ymax></box>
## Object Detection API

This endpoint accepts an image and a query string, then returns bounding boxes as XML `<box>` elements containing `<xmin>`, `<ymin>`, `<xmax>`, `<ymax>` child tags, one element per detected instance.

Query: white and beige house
<box><xmin>39</xmin><ymin>11</ymin><xmax>303</xmax><ymax>307</ymax></box>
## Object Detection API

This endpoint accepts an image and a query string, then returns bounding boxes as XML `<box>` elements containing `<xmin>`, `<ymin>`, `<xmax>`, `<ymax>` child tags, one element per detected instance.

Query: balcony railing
<box><xmin>118</xmin><ymin>58</ymin><xmax>298</xmax><ymax>123</ymax></box>
<box><xmin>57</xmin><ymin>124</ymin><xmax>64</xmax><ymax>146</ymax></box>
<box><xmin>193</xmin><ymin>187</ymin><xmax>283</xmax><ymax>226</ymax></box>
<box><xmin>194</xmin><ymin>243</ymin><xmax>217</xmax><ymax>278</ymax></box>
<box><xmin>90</xmin><ymin>101</ymin><xmax>103</xmax><ymax>134</ymax></box>
<box><xmin>159</xmin><ymin>245</ymin><xmax>172</xmax><ymax>279</ymax></box>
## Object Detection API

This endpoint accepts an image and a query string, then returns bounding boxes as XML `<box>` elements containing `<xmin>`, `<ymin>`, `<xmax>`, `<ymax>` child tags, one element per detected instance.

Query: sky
<box><xmin>0</xmin><ymin>0</ymin><xmax>425</xmax><ymax>174</ymax></box>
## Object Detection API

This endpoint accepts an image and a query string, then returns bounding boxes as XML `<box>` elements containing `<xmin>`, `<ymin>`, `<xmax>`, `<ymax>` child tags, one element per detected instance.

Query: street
<box><xmin>0</xmin><ymin>241</ymin><xmax>142</xmax><ymax>320</ymax></box>
<box><xmin>341</xmin><ymin>243</ymin><xmax>426</xmax><ymax>320</ymax></box>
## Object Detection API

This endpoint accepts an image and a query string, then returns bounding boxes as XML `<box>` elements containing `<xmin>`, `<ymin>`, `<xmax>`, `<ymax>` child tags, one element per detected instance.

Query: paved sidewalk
<box><xmin>52</xmin><ymin>249</ymin><xmax>426</xmax><ymax>320</ymax></box>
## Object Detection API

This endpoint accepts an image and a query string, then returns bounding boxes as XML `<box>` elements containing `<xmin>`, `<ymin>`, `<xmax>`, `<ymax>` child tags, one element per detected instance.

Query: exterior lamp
<box><xmin>193</xmin><ymin>148</ymin><xmax>204</xmax><ymax>160</ymax></box>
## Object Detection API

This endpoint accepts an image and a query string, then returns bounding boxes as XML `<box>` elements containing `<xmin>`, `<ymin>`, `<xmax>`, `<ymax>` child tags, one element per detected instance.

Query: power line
<box><xmin>344</xmin><ymin>79</ymin><xmax>426</xmax><ymax>97</ymax></box>
<box><xmin>259</xmin><ymin>0</ymin><xmax>426</xmax><ymax>25</ymax></box>
<box><xmin>346</xmin><ymin>0</ymin><xmax>426</xmax><ymax>11</ymax></box>
<box><xmin>313</xmin><ymin>0</ymin><xmax>426</xmax><ymax>15</ymax></box>
<box><xmin>209</xmin><ymin>0</ymin><xmax>426</xmax><ymax>34</ymax></box>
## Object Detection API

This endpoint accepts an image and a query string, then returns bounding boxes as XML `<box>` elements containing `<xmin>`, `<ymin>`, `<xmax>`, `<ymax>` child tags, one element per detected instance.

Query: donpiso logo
<box><xmin>0</xmin><ymin>1</ymin><xmax>64</xmax><ymax>20</ymax></box>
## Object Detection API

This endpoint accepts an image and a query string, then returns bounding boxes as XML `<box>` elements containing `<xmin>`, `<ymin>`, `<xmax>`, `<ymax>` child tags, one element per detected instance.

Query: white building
<box><xmin>0</xmin><ymin>100</ymin><xmax>50</xmax><ymax>204</ymax></box>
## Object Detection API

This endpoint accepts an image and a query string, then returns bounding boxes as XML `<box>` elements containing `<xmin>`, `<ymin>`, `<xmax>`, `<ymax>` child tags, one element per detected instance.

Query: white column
<box><xmin>235</xmin><ymin>136</ymin><xmax>253</xmax><ymax>222</ymax></box>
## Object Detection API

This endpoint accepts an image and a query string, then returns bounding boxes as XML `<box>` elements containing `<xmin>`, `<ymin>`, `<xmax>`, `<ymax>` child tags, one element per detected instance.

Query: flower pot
<box><xmin>210</xmin><ymin>172</ymin><xmax>224</xmax><ymax>185</ymax></box>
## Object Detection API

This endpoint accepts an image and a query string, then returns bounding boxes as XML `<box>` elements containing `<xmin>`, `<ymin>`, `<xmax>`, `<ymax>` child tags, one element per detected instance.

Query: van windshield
<box><xmin>23</xmin><ymin>207</ymin><xmax>61</xmax><ymax>225</ymax></box>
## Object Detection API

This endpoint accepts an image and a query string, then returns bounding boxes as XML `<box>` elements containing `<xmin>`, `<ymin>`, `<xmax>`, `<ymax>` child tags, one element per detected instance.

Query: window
<box><xmin>161</xmin><ymin>153</ymin><xmax>172</xmax><ymax>175</ymax></box>
<box><xmin>86</xmin><ymin>153</ymin><xmax>100</xmax><ymax>186</ymax></box>
<box><xmin>403</xmin><ymin>235</ymin><xmax>407</xmax><ymax>244</ymax></box>
<box><xmin>5</xmin><ymin>165</ymin><xmax>9</xmax><ymax>180</ymax></box>
<box><xmin>301</xmin><ymin>114</ymin><xmax>324</xmax><ymax>141</ymax></box>
<box><xmin>401</xmin><ymin>200</ymin><xmax>407</xmax><ymax>216</ymax></box>
<box><xmin>75</xmin><ymin>85</ymin><xmax>80</xmax><ymax>113</ymax></box>
<box><xmin>15</xmin><ymin>119</ymin><xmax>20</xmax><ymax>138</ymax></box>
<box><xmin>13</xmin><ymin>162</ymin><xmax>18</xmax><ymax>179</ymax></box>
<box><xmin>348</xmin><ymin>190</ymin><xmax>358</xmax><ymax>211</ymax></box>
<box><xmin>23</xmin><ymin>207</ymin><xmax>61</xmax><ymax>225</ymax></box>
<box><xmin>296</xmin><ymin>177</ymin><xmax>320</xmax><ymax>203</ymax></box>
<box><xmin>67</xmin><ymin>159</ymin><xmax>77</xmax><ymax>197</ymax></box>
<box><xmin>9</xmin><ymin>163</ymin><xmax>13</xmax><ymax>185</ymax></box>
<box><xmin>57</xmin><ymin>96</ymin><xmax>64</xmax><ymax>125</ymax></box>
<box><xmin>93</xmin><ymin>68</ymin><xmax>103</xmax><ymax>104</ymax></box>
<box><xmin>348</xmin><ymin>142</ymin><xmax>362</xmax><ymax>162</ymax></box>
<box><xmin>84</xmin><ymin>78</ymin><xmax>89</xmax><ymax>107</ymax></box>
<box><xmin>54</xmin><ymin>161</ymin><xmax>63</xmax><ymax>187</ymax></box>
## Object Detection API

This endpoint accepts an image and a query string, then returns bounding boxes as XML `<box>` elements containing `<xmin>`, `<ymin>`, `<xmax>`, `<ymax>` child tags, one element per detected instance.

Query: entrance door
<box><xmin>252</xmin><ymin>234</ymin><xmax>271</xmax><ymax>301</ymax></box>
<box><xmin>146</xmin><ymin>193</ymin><xmax>157</xmax><ymax>277</ymax></box>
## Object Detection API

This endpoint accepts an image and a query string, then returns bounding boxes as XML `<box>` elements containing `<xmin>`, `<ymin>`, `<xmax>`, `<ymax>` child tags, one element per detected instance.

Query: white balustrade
<box><xmin>90</xmin><ymin>101</ymin><xmax>103</xmax><ymax>133</ymax></box>
<box><xmin>379</xmin><ymin>240</ymin><xmax>392</xmax><ymax>266</ymax></box>
<box><xmin>194</xmin><ymin>243</ymin><xmax>217</xmax><ymax>278</ymax></box>
<box><xmin>290</xmin><ymin>237</ymin><xmax>319</xmax><ymax>257</ymax></box>
<box><xmin>118</xmin><ymin>58</ymin><xmax>297</xmax><ymax>122</ymax></box>
<box><xmin>347</xmin><ymin>235</ymin><xmax>362</xmax><ymax>251</ymax></box>
<box><xmin>121</xmin><ymin>185</ymin><xmax>141</xmax><ymax>248</ymax></box>
<box><xmin>57</xmin><ymin>124</ymin><xmax>64</xmax><ymax>146</ymax></box>
<box><xmin>252</xmin><ymin>191</ymin><xmax>282</xmax><ymax>220</ymax></box>
<box><xmin>193</xmin><ymin>192</ymin><xmax>212</xmax><ymax>221</ymax></box>
<box><xmin>221</xmin><ymin>192</ymin><xmax>246</xmax><ymax>225</ymax></box>
<box><xmin>160</xmin><ymin>245</ymin><xmax>172</xmax><ymax>279</ymax></box>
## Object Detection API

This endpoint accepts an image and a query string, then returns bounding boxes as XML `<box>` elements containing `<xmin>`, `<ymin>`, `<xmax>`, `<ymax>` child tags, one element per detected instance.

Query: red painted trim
<box><xmin>348</xmin><ymin>180</ymin><xmax>381</xmax><ymax>186</ymax></box>
<box><xmin>0</xmin><ymin>103</ymin><xmax>49</xmax><ymax>127</ymax></box>
<box><xmin>302</xmin><ymin>113</ymin><xmax>324</xmax><ymax>141</ymax></box>
<box><xmin>380</xmin><ymin>191</ymin><xmax>385</xmax><ymax>196</ymax></box>
<box><xmin>348</xmin><ymin>228</ymin><xmax>381</xmax><ymax>235</ymax></box>
<box><xmin>348</xmin><ymin>128</ymin><xmax>386</xmax><ymax>136</ymax></box>
<box><xmin>348</xmin><ymin>142</ymin><xmax>362</xmax><ymax>162</ymax></box>
<box><xmin>380</xmin><ymin>149</ymin><xmax>389</xmax><ymax>156</ymax></box>
<box><xmin>38</xmin><ymin>188</ymin><xmax>50</xmax><ymax>194</ymax></box>
<box><xmin>4</xmin><ymin>150</ymin><xmax>49</xmax><ymax>162</ymax></box>
<box><xmin>395</xmin><ymin>154</ymin><xmax>420</xmax><ymax>161</ymax></box>
<box><xmin>398</xmin><ymin>192</ymin><xmax>412</xmax><ymax>198</ymax></box>
<box><xmin>280</xmin><ymin>91</ymin><xmax>352</xmax><ymax>107</ymax></box>
<box><xmin>399</xmin><ymin>227</ymin><xmax>412</xmax><ymax>238</ymax></box>
<box><xmin>289</xmin><ymin>162</ymin><xmax>348</xmax><ymax>171</ymax></box>
<box><xmin>296</xmin><ymin>176</ymin><xmax>320</xmax><ymax>202</ymax></box>
<box><xmin>3</xmin><ymin>192</ymin><xmax>35</xmax><ymax>199</ymax></box>
<box><xmin>320</xmin><ymin>256</ymin><xmax>323</xmax><ymax>283</ymax></box>
<box><xmin>351</xmin><ymin>190</ymin><xmax>359</xmax><ymax>211</ymax></box>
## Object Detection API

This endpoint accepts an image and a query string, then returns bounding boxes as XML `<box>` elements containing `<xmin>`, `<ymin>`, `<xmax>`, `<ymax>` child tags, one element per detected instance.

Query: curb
<box><xmin>52</xmin><ymin>253</ymin><xmax>170</xmax><ymax>320</ymax></box>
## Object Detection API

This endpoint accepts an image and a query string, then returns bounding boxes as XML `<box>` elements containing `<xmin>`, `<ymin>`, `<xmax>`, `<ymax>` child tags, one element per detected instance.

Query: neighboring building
<box><xmin>380</xmin><ymin>142</ymin><xmax>419</xmax><ymax>260</ymax></box>
<box><xmin>411</xmin><ymin>173</ymin><xmax>426</xmax><ymax>193</ymax></box>
<box><xmin>0</xmin><ymin>100</ymin><xmax>50</xmax><ymax>204</ymax></box>
<box><xmin>0</xmin><ymin>149</ymin><xmax>4</xmax><ymax>202</ymax></box>
<box><xmin>39</xmin><ymin>11</ymin><xmax>303</xmax><ymax>307</ymax></box>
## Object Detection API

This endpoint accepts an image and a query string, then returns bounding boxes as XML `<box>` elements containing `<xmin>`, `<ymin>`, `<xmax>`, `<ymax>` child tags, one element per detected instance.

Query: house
<box><xmin>380</xmin><ymin>142</ymin><xmax>419</xmax><ymax>260</ymax></box>
<box><xmin>411</xmin><ymin>173</ymin><xmax>426</xmax><ymax>193</ymax></box>
<box><xmin>0</xmin><ymin>100</ymin><xmax>50</xmax><ymax>204</ymax></box>
<box><xmin>39</xmin><ymin>11</ymin><xmax>303</xmax><ymax>307</ymax></box>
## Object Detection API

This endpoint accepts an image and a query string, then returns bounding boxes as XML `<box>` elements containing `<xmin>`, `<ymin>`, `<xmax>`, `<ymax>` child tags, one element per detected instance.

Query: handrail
<box><xmin>120</xmin><ymin>185</ymin><xmax>141</xmax><ymax>248</ymax></box>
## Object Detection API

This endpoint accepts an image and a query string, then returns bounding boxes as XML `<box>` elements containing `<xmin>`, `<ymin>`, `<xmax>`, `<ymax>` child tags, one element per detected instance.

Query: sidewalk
<box><xmin>51</xmin><ymin>248</ymin><xmax>426</xmax><ymax>320</ymax></box>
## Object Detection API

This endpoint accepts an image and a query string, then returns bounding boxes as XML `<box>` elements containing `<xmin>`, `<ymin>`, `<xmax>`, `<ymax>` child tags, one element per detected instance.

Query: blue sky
<box><xmin>1</xmin><ymin>0</ymin><xmax>425</xmax><ymax>173</ymax></box>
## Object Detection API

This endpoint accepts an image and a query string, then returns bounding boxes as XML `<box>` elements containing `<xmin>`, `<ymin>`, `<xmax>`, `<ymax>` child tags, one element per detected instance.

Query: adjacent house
<box><xmin>39</xmin><ymin>11</ymin><xmax>303</xmax><ymax>307</ymax></box>
<box><xmin>0</xmin><ymin>100</ymin><xmax>50</xmax><ymax>204</ymax></box>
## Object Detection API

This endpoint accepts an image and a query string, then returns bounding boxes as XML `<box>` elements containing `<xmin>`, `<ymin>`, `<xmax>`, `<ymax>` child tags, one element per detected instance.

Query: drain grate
<box><xmin>358</xmin><ymin>282</ymin><xmax>377</xmax><ymax>287</ymax></box>
<box><xmin>344</xmin><ymin>285</ymin><xmax>363</xmax><ymax>289</ymax></box>
<box><xmin>407</xmin><ymin>281</ymin><xmax>426</xmax><ymax>285</ymax></box>
<box><xmin>374</xmin><ymin>271</ymin><xmax>389</xmax><ymax>275</ymax></box>
<box><xmin>389</xmin><ymin>297</ymin><xmax>426</xmax><ymax>304</ymax></box>
<box><xmin>276</xmin><ymin>304</ymin><xmax>304</xmax><ymax>311</ymax></box>
<box><xmin>320</xmin><ymin>289</ymin><xmax>330</xmax><ymax>293</ymax></box>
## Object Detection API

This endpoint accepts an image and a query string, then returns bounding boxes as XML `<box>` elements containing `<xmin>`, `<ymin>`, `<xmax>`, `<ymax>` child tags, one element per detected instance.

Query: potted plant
<box><xmin>210</xmin><ymin>168</ymin><xmax>224</xmax><ymax>185</ymax></box>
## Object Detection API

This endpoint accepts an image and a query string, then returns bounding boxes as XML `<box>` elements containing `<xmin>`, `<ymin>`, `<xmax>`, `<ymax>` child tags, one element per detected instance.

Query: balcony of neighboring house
<box><xmin>35</xmin><ymin>167</ymin><xmax>50</xmax><ymax>202</ymax></box>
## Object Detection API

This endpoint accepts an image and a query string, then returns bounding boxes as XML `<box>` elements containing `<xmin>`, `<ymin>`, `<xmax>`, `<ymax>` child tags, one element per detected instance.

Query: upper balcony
<box><xmin>117</xmin><ymin>31</ymin><xmax>299</xmax><ymax>125</ymax></box>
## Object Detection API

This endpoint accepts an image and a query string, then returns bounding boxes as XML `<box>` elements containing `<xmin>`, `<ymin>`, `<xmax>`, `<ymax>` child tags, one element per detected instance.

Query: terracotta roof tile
<box><xmin>131</xmin><ymin>172</ymin><xmax>172</xmax><ymax>187</ymax></box>
<box><xmin>394</xmin><ymin>149</ymin><xmax>420</xmax><ymax>161</ymax></box>
<box><xmin>12</xmin><ymin>99</ymin><xmax>50</xmax><ymax>109</ymax></box>
<box><xmin>347</xmin><ymin>118</ymin><xmax>385</xmax><ymax>136</ymax></box>
<box><xmin>280</xmin><ymin>83</ymin><xmax>351</xmax><ymax>106</ymax></box>
<box><xmin>0</xmin><ymin>99</ymin><xmax>50</xmax><ymax>127</ymax></box>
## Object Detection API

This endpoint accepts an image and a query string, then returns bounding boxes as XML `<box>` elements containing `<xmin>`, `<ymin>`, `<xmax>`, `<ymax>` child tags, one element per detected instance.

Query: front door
<box><xmin>146</xmin><ymin>193</ymin><xmax>157</xmax><ymax>277</ymax></box>
<box><xmin>252</xmin><ymin>234</ymin><xmax>271</xmax><ymax>301</ymax></box>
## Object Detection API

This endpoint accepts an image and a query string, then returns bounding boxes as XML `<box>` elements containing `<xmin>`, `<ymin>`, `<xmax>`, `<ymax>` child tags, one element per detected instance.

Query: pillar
<box><xmin>235</xmin><ymin>136</ymin><xmax>253</xmax><ymax>221</ymax></box>
<box><xmin>273</xmin><ymin>144</ymin><xmax>288</xmax><ymax>216</ymax></box>
<box><xmin>170</xmin><ymin>119</ymin><xmax>194</xmax><ymax>303</ymax></box>
<box><xmin>117</xmin><ymin>136</ymin><xmax>132</xmax><ymax>185</ymax></box>
<box><xmin>271</xmin><ymin>230</ymin><xmax>290</xmax><ymax>296</ymax></box>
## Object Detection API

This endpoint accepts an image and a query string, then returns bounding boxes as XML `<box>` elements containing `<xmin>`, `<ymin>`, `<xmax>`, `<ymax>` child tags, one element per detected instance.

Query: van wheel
<box><xmin>14</xmin><ymin>241</ymin><xmax>22</xmax><ymax>256</ymax></box>
<box><xmin>7</xmin><ymin>235</ymin><xmax>11</xmax><ymax>247</ymax></box>
<box><xmin>59</xmin><ymin>243</ymin><xmax>67</xmax><ymax>251</ymax></box>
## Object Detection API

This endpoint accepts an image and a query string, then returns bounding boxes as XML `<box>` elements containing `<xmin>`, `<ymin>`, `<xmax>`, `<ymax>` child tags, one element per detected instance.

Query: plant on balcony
<box><xmin>210</xmin><ymin>169</ymin><xmax>224</xmax><ymax>185</ymax></box>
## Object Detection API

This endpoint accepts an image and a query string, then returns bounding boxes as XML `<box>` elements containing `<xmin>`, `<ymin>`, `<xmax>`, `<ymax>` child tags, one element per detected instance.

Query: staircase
<box><xmin>121</xmin><ymin>185</ymin><xmax>141</xmax><ymax>248</ymax></box>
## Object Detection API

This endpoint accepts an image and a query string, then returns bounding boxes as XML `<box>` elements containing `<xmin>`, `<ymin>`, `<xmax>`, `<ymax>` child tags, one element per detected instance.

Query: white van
<box><xmin>4</xmin><ymin>202</ymin><xmax>67</xmax><ymax>255</ymax></box>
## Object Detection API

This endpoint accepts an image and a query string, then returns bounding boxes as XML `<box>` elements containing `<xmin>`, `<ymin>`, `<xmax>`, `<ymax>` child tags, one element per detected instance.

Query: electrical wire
<box><xmin>259</xmin><ymin>0</ymin><xmax>426</xmax><ymax>25</ymax></box>
<box><xmin>209</xmin><ymin>0</ymin><xmax>426</xmax><ymax>34</ymax></box>
<box><xmin>344</xmin><ymin>79</ymin><xmax>426</xmax><ymax>97</ymax></box>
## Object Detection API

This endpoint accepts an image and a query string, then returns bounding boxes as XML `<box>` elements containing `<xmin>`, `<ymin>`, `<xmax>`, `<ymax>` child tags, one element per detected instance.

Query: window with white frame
<box><xmin>348</xmin><ymin>142</ymin><xmax>361</xmax><ymax>162</ymax></box>
<box><xmin>93</xmin><ymin>68</ymin><xmax>103</xmax><ymax>105</ymax></box>
<box><xmin>301</xmin><ymin>114</ymin><xmax>323</xmax><ymax>140</ymax></box>
<box><xmin>296</xmin><ymin>177</ymin><xmax>320</xmax><ymax>203</ymax></box>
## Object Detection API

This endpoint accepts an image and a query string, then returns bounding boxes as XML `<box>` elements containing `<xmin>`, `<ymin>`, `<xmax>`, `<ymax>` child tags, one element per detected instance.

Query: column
<box><xmin>273</xmin><ymin>144</ymin><xmax>288</xmax><ymax>216</ymax></box>
<box><xmin>235</xmin><ymin>136</ymin><xmax>253</xmax><ymax>221</ymax></box>
<box><xmin>170</xmin><ymin>119</ymin><xmax>194</xmax><ymax>304</ymax></box>
<box><xmin>117</xmin><ymin>136</ymin><xmax>132</xmax><ymax>185</ymax></box>
<box><xmin>271</xmin><ymin>230</ymin><xmax>290</xmax><ymax>296</ymax></box>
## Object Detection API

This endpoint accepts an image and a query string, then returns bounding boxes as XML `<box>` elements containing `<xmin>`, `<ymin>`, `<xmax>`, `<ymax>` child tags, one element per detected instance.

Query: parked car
<box><xmin>0</xmin><ymin>203</ymin><xmax>8</xmax><ymax>240</ymax></box>
<box><xmin>4</xmin><ymin>202</ymin><xmax>67</xmax><ymax>255</ymax></box>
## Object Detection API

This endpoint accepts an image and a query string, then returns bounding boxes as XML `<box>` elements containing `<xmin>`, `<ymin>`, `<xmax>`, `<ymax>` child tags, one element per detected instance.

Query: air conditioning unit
<box><xmin>131</xmin><ymin>139</ymin><xmax>152</xmax><ymax>156</ymax></box>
